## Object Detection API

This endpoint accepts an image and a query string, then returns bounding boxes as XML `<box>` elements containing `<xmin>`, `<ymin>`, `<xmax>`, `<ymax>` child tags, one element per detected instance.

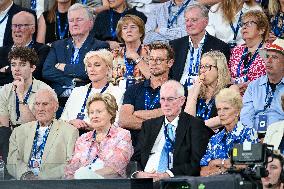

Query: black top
<box><xmin>43</xmin><ymin>11</ymin><xmax>69</xmax><ymax>44</ymax></box>
<box><xmin>93</xmin><ymin>7</ymin><xmax>147</xmax><ymax>42</ymax></box>
<box><xmin>122</xmin><ymin>79</ymin><xmax>160</xmax><ymax>147</ymax></box>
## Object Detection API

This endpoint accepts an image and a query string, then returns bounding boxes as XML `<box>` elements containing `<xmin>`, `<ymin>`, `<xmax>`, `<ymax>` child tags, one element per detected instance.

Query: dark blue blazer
<box><xmin>169</xmin><ymin>34</ymin><xmax>230</xmax><ymax>82</ymax></box>
<box><xmin>42</xmin><ymin>34</ymin><xmax>109</xmax><ymax>95</ymax></box>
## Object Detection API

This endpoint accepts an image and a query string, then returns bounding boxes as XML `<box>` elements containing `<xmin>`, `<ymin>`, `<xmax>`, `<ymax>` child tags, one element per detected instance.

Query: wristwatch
<box><xmin>134</xmin><ymin>57</ymin><xmax>143</xmax><ymax>65</ymax></box>
<box><xmin>19</xmin><ymin>100</ymin><xmax>27</xmax><ymax>105</ymax></box>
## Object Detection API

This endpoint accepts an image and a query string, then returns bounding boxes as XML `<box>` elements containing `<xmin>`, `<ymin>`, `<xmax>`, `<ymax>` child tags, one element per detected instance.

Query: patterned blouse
<box><xmin>229</xmin><ymin>44</ymin><xmax>266</xmax><ymax>83</ymax></box>
<box><xmin>200</xmin><ymin>122</ymin><xmax>258</xmax><ymax>166</ymax></box>
<box><xmin>270</xmin><ymin>12</ymin><xmax>284</xmax><ymax>38</ymax></box>
<box><xmin>64</xmin><ymin>126</ymin><xmax>133</xmax><ymax>178</ymax></box>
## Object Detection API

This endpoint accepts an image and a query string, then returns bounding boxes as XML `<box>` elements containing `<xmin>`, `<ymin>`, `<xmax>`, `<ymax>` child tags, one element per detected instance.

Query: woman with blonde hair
<box><xmin>200</xmin><ymin>88</ymin><xmax>258</xmax><ymax>176</ymax></box>
<box><xmin>268</xmin><ymin>0</ymin><xmax>284</xmax><ymax>41</ymax></box>
<box><xmin>185</xmin><ymin>51</ymin><xmax>233</xmax><ymax>130</ymax></box>
<box><xmin>207</xmin><ymin>0</ymin><xmax>262</xmax><ymax>48</ymax></box>
<box><xmin>64</xmin><ymin>93</ymin><xmax>133</xmax><ymax>179</ymax></box>
<box><xmin>60</xmin><ymin>49</ymin><xmax>124</xmax><ymax>132</ymax></box>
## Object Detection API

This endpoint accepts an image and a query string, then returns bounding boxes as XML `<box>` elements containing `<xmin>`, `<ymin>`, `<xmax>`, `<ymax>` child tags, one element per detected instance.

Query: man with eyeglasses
<box><xmin>0</xmin><ymin>11</ymin><xmax>50</xmax><ymax>86</ymax></box>
<box><xmin>240</xmin><ymin>38</ymin><xmax>284</xmax><ymax>139</ymax></box>
<box><xmin>42</xmin><ymin>3</ymin><xmax>109</xmax><ymax>108</ymax></box>
<box><xmin>0</xmin><ymin>0</ymin><xmax>36</xmax><ymax>47</ymax></box>
<box><xmin>131</xmin><ymin>80</ymin><xmax>212</xmax><ymax>181</ymax></box>
<box><xmin>0</xmin><ymin>47</ymin><xmax>51</xmax><ymax>165</ymax></box>
<box><xmin>169</xmin><ymin>3</ymin><xmax>230</xmax><ymax>88</ymax></box>
<box><xmin>119</xmin><ymin>42</ymin><xmax>174</xmax><ymax>149</ymax></box>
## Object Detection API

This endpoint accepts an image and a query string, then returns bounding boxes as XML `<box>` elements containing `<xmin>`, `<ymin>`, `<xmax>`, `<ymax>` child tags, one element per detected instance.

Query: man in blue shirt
<box><xmin>119</xmin><ymin>42</ymin><xmax>174</xmax><ymax>148</ymax></box>
<box><xmin>240</xmin><ymin>38</ymin><xmax>284</xmax><ymax>135</ymax></box>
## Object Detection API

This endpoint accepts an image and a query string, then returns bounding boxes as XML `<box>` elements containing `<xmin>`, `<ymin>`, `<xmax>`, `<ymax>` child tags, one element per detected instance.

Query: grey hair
<box><xmin>161</xmin><ymin>80</ymin><xmax>185</xmax><ymax>97</ymax></box>
<box><xmin>185</xmin><ymin>2</ymin><xmax>209</xmax><ymax>18</ymax></box>
<box><xmin>68</xmin><ymin>3</ymin><xmax>94</xmax><ymax>22</ymax></box>
<box><xmin>35</xmin><ymin>88</ymin><xmax>59</xmax><ymax>104</ymax></box>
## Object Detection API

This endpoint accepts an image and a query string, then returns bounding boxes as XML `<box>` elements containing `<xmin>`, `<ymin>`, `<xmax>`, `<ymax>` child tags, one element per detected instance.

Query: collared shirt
<box><xmin>0</xmin><ymin>2</ymin><xmax>13</xmax><ymax>47</ymax></box>
<box><xmin>200</xmin><ymin>122</ymin><xmax>258</xmax><ymax>166</ymax></box>
<box><xmin>64</xmin><ymin>126</ymin><xmax>133</xmax><ymax>179</ymax></box>
<box><xmin>143</xmin><ymin>0</ymin><xmax>195</xmax><ymax>44</ymax></box>
<box><xmin>60</xmin><ymin>83</ymin><xmax>124</xmax><ymax>125</ymax></box>
<box><xmin>240</xmin><ymin>75</ymin><xmax>284</xmax><ymax>131</ymax></box>
<box><xmin>144</xmin><ymin>116</ymin><xmax>179</xmax><ymax>175</ymax></box>
<box><xmin>206</xmin><ymin>2</ymin><xmax>262</xmax><ymax>45</ymax></box>
<box><xmin>0</xmin><ymin>79</ymin><xmax>51</xmax><ymax>125</ymax></box>
<box><xmin>180</xmin><ymin>34</ymin><xmax>206</xmax><ymax>85</ymax></box>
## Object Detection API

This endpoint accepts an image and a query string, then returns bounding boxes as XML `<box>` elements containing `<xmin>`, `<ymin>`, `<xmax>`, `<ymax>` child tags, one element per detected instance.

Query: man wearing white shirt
<box><xmin>131</xmin><ymin>80</ymin><xmax>212</xmax><ymax>181</ymax></box>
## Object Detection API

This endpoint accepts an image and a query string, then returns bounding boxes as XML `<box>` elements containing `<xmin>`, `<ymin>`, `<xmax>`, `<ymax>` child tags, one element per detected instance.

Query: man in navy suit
<box><xmin>169</xmin><ymin>3</ymin><xmax>230</xmax><ymax>88</ymax></box>
<box><xmin>131</xmin><ymin>80</ymin><xmax>212</xmax><ymax>181</ymax></box>
<box><xmin>42</xmin><ymin>3</ymin><xmax>109</xmax><ymax>102</ymax></box>
<box><xmin>0</xmin><ymin>11</ymin><xmax>50</xmax><ymax>86</ymax></box>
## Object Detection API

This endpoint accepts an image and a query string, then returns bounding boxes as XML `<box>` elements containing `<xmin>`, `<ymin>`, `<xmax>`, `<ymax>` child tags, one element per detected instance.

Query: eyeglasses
<box><xmin>239</xmin><ymin>21</ymin><xmax>257</xmax><ymax>28</ymax></box>
<box><xmin>11</xmin><ymin>24</ymin><xmax>33</xmax><ymax>30</ymax></box>
<box><xmin>147</xmin><ymin>57</ymin><xmax>168</xmax><ymax>65</ymax></box>
<box><xmin>199</xmin><ymin>64</ymin><xmax>217</xmax><ymax>71</ymax></box>
<box><xmin>160</xmin><ymin>96</ymin><xmax>182</xmax><ymax>103</ymax></box>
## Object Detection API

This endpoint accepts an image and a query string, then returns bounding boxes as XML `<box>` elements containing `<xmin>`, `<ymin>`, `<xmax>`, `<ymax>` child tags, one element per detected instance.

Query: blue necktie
<box><xmin>157</xmin><ymin>123</ymin><xmax>175</xmax><ymax>172</ymax></box>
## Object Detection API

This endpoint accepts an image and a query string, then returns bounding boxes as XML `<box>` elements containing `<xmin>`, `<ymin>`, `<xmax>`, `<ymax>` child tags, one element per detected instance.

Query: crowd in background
<box><xmin>0</xmin><ymin>0</ymin><xmax>283</xmax><ymax>188</ymax></box>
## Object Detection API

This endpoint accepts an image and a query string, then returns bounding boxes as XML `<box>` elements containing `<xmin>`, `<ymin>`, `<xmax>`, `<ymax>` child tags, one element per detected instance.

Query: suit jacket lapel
<box><xmin>173</xmin><ymin>113</ymin><xmax>187</xmax><ymax>157</ymax></box>
<box><xmin>24</xmin><ymin>123</ymin><xmax>37</xmax><ymax>162</ymax></box>
<box><xmin>144</xmin><ymin>117</ymin><xmax>164</xmax><ymax>161</ymax></box>
<box><xmin>177</xmin><ymin>37</ymin><xmax>189</xmax><ymax>81</ymax></box>
<box><xmin>41</xmin><ymin>120</ymin><xmax>60</xmax><ymax>163</ymax></box>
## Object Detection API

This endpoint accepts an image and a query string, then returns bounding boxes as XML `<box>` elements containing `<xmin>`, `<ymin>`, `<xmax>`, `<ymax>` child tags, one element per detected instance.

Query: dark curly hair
<box><xmin>8</xmin><ymin>47</ymin><xmax>39</xmax><ymax>67</ymax></box>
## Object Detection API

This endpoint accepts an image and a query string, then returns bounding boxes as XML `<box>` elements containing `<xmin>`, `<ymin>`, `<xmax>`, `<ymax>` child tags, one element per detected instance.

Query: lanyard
<box><xmin>167</xmin><ymin>0</ymin><xmax>191</xmax><ymax>28</ymax></box>
<box><xmin>70</xmin><ymin>45</ymin><xmax>80</xmax><ymax>64</ymax></box>
<box><xmin>187</xmin><ymin>38</ymin><xmax>205</xmax><ymax>76</ymax></box>
<box><xmin>56</xmin><ymin>11</ymin><xmax>69</xmax><ymax>40</ymax></box>
<box><xmin>163</xmin><ymin>122</ymin><xmax>175</xmax><ymax>169</ymax></box>
<box><xmin>0</xmin><ymin>13</ymin><xmax>9</xmax><ymax>25</ymax></box>
<box><xmin>110</xmin><ymin>9</ymin><xmax>127</xmax><ymax>39</ymax></box>
<box><xmin>230</xmin><ymin>11</ymin><xmax>243</xmax><ymax>41</ymax></box>
<box><xmin>87</xmin><ymin>129</ymin><xmax>110</xmax><ymax>166</ymax></box>
<box><xmin>255</xmin><ymin>83</ymin><xmax>275</xmax><ymax>115</ymax></box>
<box><xmin>196</xmin><ymin>98</ymin><xmax>215</xmax><ymax>121</ymax></box>
<box><xmin>272</xmin><ymin>13</ymin><xmax>284</xmax><ymax>37</ymax></box>
<box><xmin>27</xmin><ymin>40</ymin><xmax>34</xmax><ymax>48</ymax></box>
<box><xmin>123</xmin><ymin>46</ymin><xmax>142</xmax><ymax>78</ymax></box>
<box><xmin>15</xmin><ymin>83</ymin><xmax>33</xmax><ymax>121</ymax></box>
<box><xmin>144</xmin><ymin>89</ymin><xmax>160</xmax><ymax>110</ymax></box>
<box><xmin>236</xmin><ymin>42</ymin><xmax>263</xmax><ymax>77</ymax></box>
<box><xmin>31</xmin><ymin>0</ymin><xmax>37</xmax><ymax>10</ymax></box>
<box><xmin>28</xmin><ymin>122</ymin><xmax>51</xmax><ymax>168</ymax></box>
<box><xmin>77</xmin><ymin>83</ymin><xmax>109</xmax><ymax>118</ymax></box>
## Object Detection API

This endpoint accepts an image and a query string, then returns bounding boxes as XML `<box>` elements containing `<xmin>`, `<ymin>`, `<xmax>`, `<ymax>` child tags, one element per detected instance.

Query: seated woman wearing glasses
<box><xmin>184</xmin><ymin>51</ymin><xmax>234</xmax><ymax>131</ymax></box>
<box><xmin>64</xmin><ymin>93</ymin><xmax>133</xmax><ymax>179</ymax></box>
<box><xmin>200</xmin><ymin>88</ymin><xmax>258</xmax><ymax>177</ymax></box>
<box><xmin>229</xmin><ymin>10</ymin><xmax>269</xmax><ymax>95</ymax></box>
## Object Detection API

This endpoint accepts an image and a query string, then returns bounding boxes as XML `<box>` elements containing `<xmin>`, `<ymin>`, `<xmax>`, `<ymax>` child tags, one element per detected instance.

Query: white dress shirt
<box><xmin>144</xmin><ymin>116</ymin><xmax>179</xmax><ymax>176</ymax></box>
<box><xmin>0</xmin><ymin>2</ymin><xmax>13</xmax><ymax>47</ymax></box>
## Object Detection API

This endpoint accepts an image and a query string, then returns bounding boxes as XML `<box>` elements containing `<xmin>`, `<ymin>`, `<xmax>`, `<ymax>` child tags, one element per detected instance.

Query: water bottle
<box><xmin>0</xmin><ymin>156</ymin><xmax>5</xmax><ymax>180</ymax></box>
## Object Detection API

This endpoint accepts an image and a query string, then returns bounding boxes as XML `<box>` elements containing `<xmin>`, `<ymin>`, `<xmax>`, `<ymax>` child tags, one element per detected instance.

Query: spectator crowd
<box><xmin>0</xmin><ymin>0</ymin><xmax>283</xmax><ymax>188</ymax></box>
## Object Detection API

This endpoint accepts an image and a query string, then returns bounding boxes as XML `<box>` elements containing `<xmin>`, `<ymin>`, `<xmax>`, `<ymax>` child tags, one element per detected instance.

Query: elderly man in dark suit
<box><xmin>169</xmin><ymin>3</ymin><xmax>230</xmax><ymax>88</ymax></box>
<box><xmin>0</xmin><ymin>11</ymin><xmax>50</xmax><ymax>86</ymax></box>
<box><xmin>131</xmin><ymin>80</ymin><xmax>213</xmax><ymax>181</ymax></box>
<box><xmin>42</xmin><ymin>3</ymin><xmax>109</xmax><ymax>106</ymax></box>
